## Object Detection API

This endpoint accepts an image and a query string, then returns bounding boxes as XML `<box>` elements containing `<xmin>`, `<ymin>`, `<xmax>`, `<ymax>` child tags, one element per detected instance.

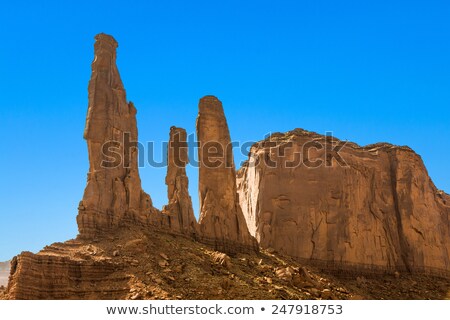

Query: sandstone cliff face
<box><xmin>162</xmin><ymin>127</ymin><xmax>199</xmax><ymax>236</ymax></box>
<box><xmin>237</xmin><ymin>129</ymin><xmax>450</xmax><ymax>274</ymax></box>
<box><xmin>196</xmin><ymin>96</ymin><xmax>258</xmax><ymax>253</ymax></box>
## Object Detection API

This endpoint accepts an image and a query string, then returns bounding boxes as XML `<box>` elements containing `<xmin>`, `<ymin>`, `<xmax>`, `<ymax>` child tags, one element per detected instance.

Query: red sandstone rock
<box><xmin>196</xmin><ymin>96</ymin><xmax>258</xmax><ymax>253</ymax></box>
<box><xmin>4</xmin><ymin>34</ymin><xmax>450</xmax><ymax>301</ymax></box>
<box><xmin>162</xmin><ymin>126</ymin><xmax>199</xmax><ymax>236</ymax></box>
<box><xmin>77</xmin><ymin>33</ymin><xmax>157</xmax><ymax>237</ymax></box>
<box><xmin>6</xmin><ymin>249</ymin><xmax>129</xmax><ymax>299</ymax></box>
<box><xmin>76</xmin><ymin>33</ymin><xmax>176</xmax><ymax>237</ymax></box>
<box><xmin>237</xmin><ymin>128</ymin><xmax>450</xmax><ymax>273</ymax></box>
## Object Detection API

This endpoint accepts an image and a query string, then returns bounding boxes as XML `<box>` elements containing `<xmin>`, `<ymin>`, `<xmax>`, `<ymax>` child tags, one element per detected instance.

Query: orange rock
<box><xmin>237</xmin><ymin>128</ymin><xmax>450</xmax><ymax>273</ymax></box>
<box><xmin>76</xmin><ymin>33</ymin><xmax>159</xmax><ymax>237</ymax></box>
<box><xmin>196</xmin><ymin>96</ymin><xmax>258</xmax><ymax>254</ymax></box>
<box><xmin>162</xmin><ymin>127</ymin><xmax>199</xmax><ymax>236</ymax></box>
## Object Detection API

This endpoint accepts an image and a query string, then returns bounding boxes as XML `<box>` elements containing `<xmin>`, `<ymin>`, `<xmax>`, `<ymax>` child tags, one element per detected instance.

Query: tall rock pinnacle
<box><xmin>163</xmin><ymin>126</ymin><xmax>198</xmax><ymax>236</ymax></box>
<box><xmin>196</xmin><ymin>96</ymin><xmax>258</xmax><ymax>253</ymax></box>
<box><xmin>77</xmin><ymin>33</ymin><xmax>153</xmax><ymax>238</ymax></box>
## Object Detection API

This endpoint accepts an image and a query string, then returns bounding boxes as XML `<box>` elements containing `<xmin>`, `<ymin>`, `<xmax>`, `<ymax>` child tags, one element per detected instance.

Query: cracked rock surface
<box><xmin>237</xmin><ymin>129</ymin><xmax>450</xmax><ymax>273</ymax></box>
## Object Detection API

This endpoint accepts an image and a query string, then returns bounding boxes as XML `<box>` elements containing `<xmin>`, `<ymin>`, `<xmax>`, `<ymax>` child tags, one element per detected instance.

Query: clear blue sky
<box><xmin>0</xmin><ymin>0</ymin><xmax>449</xmax><ymax>261</ymax></box>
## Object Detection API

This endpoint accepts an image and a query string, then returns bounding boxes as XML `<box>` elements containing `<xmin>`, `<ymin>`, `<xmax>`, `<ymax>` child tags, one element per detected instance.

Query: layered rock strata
<box><xmin>237</xmin><ymin>129</ymin><xmax>450</xmax><ymax>274</ymax></box>
<box><xmin>6</xmin><ymin>245</ymin><xmax>129</xmax><ymax>299</ymax></box>
<box><xmin>196</xmin><ymin>96</ymin><xmax>258</xmax><ymax>253</ymax></box>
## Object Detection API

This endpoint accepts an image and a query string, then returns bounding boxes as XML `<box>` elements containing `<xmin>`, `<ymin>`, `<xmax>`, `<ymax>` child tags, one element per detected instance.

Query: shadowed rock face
<box><xmin>237</xmin><ymin>129</ymin><xmax>450</xmax><ymax>273</ymax></box>
<box><xmin>162</xmin><ymin>126</ymin><xmax>198</xmax><ymax>236</ymax></box>
<box><xmin>196</xmin><ymin>96</ymin><xmax>258</xmax><ymax>253</ymax></box>
<box><xmin>77</xmin><ymin>33</ymin><xmax>155</xmax><ymax>238</ymax></box>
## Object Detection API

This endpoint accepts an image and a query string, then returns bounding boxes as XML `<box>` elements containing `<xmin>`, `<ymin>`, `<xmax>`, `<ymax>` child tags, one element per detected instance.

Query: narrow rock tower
<box><xmin>163</xmin><ymin>126</ymin><xmax>198</xmax><ymax>236</ymax></box>
<box><xmin>77</xmin><ymin>33</ymin><xmax>153</xmax><ymax>238</ymax></box>
<box><xmin>196</xmin><ymin>96</ymin><xmax>258</xmax><ymax>253</ymax></box>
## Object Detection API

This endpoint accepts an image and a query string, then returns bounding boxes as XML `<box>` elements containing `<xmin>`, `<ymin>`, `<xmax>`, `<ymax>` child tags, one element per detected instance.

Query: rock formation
<box><xmin>5</xmin><ymin>37</ymin><xmax>261</xmax><ymax>301</ymax></box>
<box><xmin>3</xmin><ymin>225</ymin><xmax>450</xmax><ymax>300</ymax></box>
<box><xmin>77</xmin><ymin>33</ymin><xmax>154</xmax><ymax>238</ymax></box>
<box><xmin>6</xmin><ymin>249</ymin><xmax>128</xmax><ymax>299</ymax></box>
<box><xmin>4</xmin><ymin>34</ymin><xmax>450</xmax><ymax>300</ymax></box>
<box><xmin>196</xmin><ymin>96</ymin><xmax>258</xmax><ymax>253</ymax></box>
<box><xmin>162</xmin><ymin>126</ymin><xmax>198</xmax><ymax>236</ymax></box>
<box><xmin>237</xmin><ymin>129</ymin><xmax>450</xmax><ymax>274</ymax></box>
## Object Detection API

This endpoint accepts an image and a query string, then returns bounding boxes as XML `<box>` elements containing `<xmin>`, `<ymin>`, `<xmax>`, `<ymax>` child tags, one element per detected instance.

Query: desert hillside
<box><xmin>1</xmin><ymin>226</ymin><xmax>449</xmax><ymax>300</ymax></box>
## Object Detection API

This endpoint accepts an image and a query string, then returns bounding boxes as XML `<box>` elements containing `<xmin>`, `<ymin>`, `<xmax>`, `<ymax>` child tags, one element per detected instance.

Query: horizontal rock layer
<box><xmin>6</xmin><ymin>246</ymin><xmax>129</xmax><ymax>299</ymax></box>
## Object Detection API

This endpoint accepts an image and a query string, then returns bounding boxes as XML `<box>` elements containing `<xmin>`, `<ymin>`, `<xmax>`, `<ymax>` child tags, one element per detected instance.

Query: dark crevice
<box><xmin>388</xmin><ymin>150</ymin><xmax>412</xmax><ymax>272</ymax></box>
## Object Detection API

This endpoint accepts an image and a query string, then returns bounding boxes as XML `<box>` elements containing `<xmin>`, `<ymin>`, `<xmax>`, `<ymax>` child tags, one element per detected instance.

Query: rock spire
<box><xmin>163</xmin><ymin>126</ymin><xmax>198</xmax><ymax>236</ymax></box>
<box><xmin>77</xmin><ymin>33</ymin><xmax>153</xmax><ymax>238</ymax></box>
<box><xmin>196</xmin><ymin>96</ymin><xmax>258</xmax><ymax>253</ymax></box>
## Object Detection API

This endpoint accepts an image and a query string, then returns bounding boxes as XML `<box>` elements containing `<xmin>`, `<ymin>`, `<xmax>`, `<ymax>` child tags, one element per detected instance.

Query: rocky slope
<box><xmin>2</xmin><ymin>226</ymin><xmax>449</xmax><ymax>300</ymax></box>
<box><xmin>237</xmin><ymin>129</ymin><xmax>450</xmax><ymax>274</ymax></box>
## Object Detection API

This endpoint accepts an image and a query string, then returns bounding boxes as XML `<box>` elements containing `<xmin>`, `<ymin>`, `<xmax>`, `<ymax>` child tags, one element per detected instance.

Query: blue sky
<box><xmin>0</xmin><ymin>0</ymin><xmax>449</xmax><ymax>261</ymax></box>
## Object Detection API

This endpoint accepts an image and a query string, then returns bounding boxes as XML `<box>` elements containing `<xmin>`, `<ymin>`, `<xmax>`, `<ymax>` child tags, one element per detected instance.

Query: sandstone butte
<box><xmin>2</xmin><ymin>33</ymin><xmax>449</xmax><ymax>300</ymax></box>
<box><xmin>237</xmin><ymin>129</ymin><xmax>450</xmax><ymax>273</ymax></box>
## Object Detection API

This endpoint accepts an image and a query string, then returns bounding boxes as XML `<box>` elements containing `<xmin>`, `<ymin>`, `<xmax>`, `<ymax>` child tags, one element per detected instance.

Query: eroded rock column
<box><xmin>77</xmin><ymin>33</ymin><xmax>153</xmax><ymax>238</ymax></box>
<box><xmin>196</xmin><ymin>96</ymin><xmax>258</xmax><ymax>253</ymax></box>
<box><xmin>163</xmin><ymin>126</ymin><xmax>198</xmax><ymax>236</ymax></box>
<box><xmin>237</xmin><ymin>129</ymin><xmax>450</xmax><ymax>273</ymax></box>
